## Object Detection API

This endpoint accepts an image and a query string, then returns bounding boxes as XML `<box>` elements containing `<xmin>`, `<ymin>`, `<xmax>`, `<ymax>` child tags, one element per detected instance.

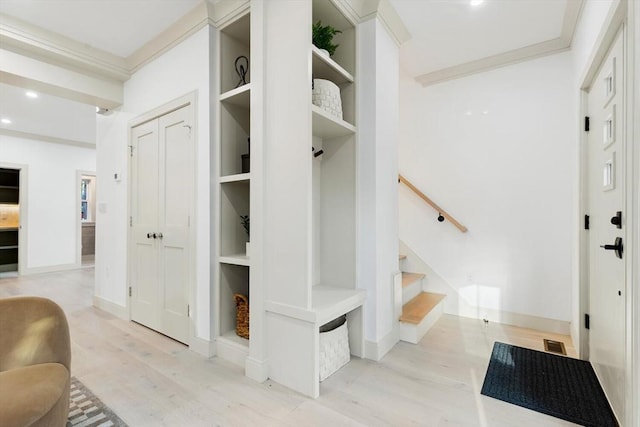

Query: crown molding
<box><xmin>335</xmin><ymin>0</ymin><xmax>410</xmax><ymax>46</ymax></box>
<box><xmin>415</xmin><ymin>0</ymin><xmax>584</xmax><ymax>87</ymax></box>
<box><xmin>127</xmin><ymin>1</ymin><xmax>217</xmax><ymax>73</ymax></box>
<box><xmin>0</xmin><ymin>128</ymin><xmax>95</xmax><ymax>149</ymax></box>
<box><xmin>415</xmin><ymin>37</ymin><xmax>570</xmax><ymax>87</ymax></box>
<box><xmin>0</xmin><ymin>13</ymin><xmax>130</xmax><ymax>82</ymax></box>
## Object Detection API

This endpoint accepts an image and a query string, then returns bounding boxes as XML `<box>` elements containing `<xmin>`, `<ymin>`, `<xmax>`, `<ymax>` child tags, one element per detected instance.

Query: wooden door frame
<box><xmin>126</xmin><ymin>91</ymin><xmax>198</xmax><ymax>347</ymax></box>
<box><xmin>577</xmin><ymin>1</ymin><xmax>638</xmax><ymax>425</ymax></box>
<box><xmin>0</xmin><ymin>162</ymin><xmax>28</xmax><ymax>275</ymax></box>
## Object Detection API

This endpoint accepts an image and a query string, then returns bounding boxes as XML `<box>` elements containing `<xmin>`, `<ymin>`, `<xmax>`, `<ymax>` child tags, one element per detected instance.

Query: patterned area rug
<box><xmin>67</xmin><ymin>377</ymin><xmax>128</xmax><ymax>427</ymax></box>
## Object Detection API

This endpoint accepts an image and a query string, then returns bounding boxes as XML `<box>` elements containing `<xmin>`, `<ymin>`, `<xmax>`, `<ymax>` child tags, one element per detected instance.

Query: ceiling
<box><xmin>390</xmin><ymin>0</ymin><xmax>577</xmax><ymax>80</ymax></box>
<box><xmin>0</xmin><ymin>0</ymin><xmax>581</xmax><ymax>137</ymax></box>
<box><xmin>0</xmin><ymin>0</ymin><xmax>200</xmax><ymax>58</ymax></box>
<box><xmin>0</xmin><ymin>0</ymin><xmax>580</xmax><ymax>78</ymax></box>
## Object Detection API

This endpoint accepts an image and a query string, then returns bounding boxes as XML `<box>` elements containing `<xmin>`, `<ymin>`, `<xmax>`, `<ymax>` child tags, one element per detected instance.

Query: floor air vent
<box><xmin>543</xmin><ymin>339</ymin><xmax>566</xmax><ymax>355</ymax></box>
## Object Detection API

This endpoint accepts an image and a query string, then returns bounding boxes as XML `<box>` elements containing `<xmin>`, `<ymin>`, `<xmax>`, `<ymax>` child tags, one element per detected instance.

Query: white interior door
<box><xmin>157</xmin><ymin>106</ymin><xmax>191</xmax><ymax>344</ymax></box>
<box><xmin>586</xmin><ymin>29</ymin><xmax>625</xmax><ymax>421</ymax></box>
<box><xmin>130</xmin><ymin>120</ymin><xmax>161</xmax><ymax>331</ymax></box>
<box><xmin>130</xmin><ymin>104</ymin><xmax>192</xmax><ymax>345</ymax></box>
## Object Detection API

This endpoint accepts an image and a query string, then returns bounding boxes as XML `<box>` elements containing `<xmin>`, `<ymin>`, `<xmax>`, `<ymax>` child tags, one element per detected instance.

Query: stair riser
<box><xmin>399</xmin><ymin>302</ymin><xmax>444</xmax><ymax>344</ymax></box>
<box><xmin>402</xmin><ymin>279</ymin><xmax>422</xmax><ymax>305</ymax></box>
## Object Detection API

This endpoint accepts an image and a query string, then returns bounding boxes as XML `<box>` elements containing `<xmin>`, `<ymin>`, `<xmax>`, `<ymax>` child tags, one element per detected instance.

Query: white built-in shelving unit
<box><xmin>261</xmin><ymin>0</ymin><xmax>365</xmax><ymax>398</ymax></box>
<box><xmin>217</xmin><ymin>11</ymin><xmax>252</xmax><ymax>363</ymax></box>
<box><xmin>214</xmin><ymin>0</ymin><xmax>368</xmax><ymax>397</ymax></box>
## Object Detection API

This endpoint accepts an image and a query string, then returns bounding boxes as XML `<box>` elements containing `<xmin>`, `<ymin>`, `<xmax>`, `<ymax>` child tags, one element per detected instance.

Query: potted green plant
<box><xmin>312</xmin><ymin>20</ymin><xmax>341</xmax><ymax>57</ymax></box>
<box><xmin>240</xmin><ymin>214</ymin><xmax>250</xmax><ymax>256</ymax></box>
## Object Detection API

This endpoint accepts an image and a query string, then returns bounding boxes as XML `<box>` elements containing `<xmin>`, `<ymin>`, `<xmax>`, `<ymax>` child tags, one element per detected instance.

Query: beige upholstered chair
<box><xmin>0</xmin><ymin>296</ymin><xmax>71</xmax><ymax>427</ymax></box>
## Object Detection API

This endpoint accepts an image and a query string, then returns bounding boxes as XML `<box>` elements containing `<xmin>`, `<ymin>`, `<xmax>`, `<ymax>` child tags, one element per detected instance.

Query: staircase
<box><xmin>399</xmin><ymin>254</ymin><xmax>446</xmax><ymax>344</ymax></box>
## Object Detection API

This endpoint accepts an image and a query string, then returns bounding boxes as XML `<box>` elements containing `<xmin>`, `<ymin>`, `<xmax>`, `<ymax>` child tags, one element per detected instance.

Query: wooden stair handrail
<box><xmin>398</xmin><ymin>174</ymin><xmax>468</xmax><ymax>233</ymax></box>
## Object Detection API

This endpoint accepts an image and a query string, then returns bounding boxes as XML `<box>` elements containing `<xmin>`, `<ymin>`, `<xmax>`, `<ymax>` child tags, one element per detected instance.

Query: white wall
<box><xmin>0</xmin><ymin>135</ymin><xmax>95</xmax><ymax>270</ymax></box>
<box><xmin>398</xmin><ymin>51</ymin><xmax>575</xmax><ymax>326</ymax></box>
<box><xmin>95</xmin><ymin>26</ymin><xmax>213</xmax><ymax>340</ymax></box>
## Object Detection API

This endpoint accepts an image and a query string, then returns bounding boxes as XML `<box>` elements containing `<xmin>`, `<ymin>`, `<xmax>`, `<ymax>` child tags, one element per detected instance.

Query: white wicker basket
<box><xmin>312</xmin><ymin>79</ymin><xmax>343</xmax><ymax>120</ymax></box>
<box><xmin>319</xmin><ymin>320</ymin><xmax>350</xmax><ymax>381</ymax></box>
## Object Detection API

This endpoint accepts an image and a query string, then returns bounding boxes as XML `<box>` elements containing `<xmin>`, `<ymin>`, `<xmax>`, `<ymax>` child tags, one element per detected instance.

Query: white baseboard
<box><xmin>22</xmin><ymin>262</ymin><xmax>80</xmax><ymax>276</ymax></box>
<box><xmin>364</xmin><ymin>327</ymin><xmax>399</xmax><ymax>361</ymax></box>
<box><xmin>454</xmin><ymin>307</ymin><xmax>571</xmax><ymax>335</ymax></box>
<box><xmin>190</xmin><ymin>336</ymin><xmax>216</xmax><ymax>357</ymax></box>
<box><xmin>245</xmin><ymin>356</ymin><xmax>269</xmax><ymax>382</ymax></box>
<box><xmin>216</xmin><ymin>336</ymin><xmax>249</xmax><ymax>368</ymax></box>
<box><xmin>92</xmin><ymin>295</ymin><xmax>128</xmax><ymax>320</ymax></box>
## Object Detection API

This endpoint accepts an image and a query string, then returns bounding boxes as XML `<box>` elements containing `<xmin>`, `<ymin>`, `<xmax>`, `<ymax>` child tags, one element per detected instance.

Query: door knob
<box><xmin>157</xmin><ymin>232</ymin><xmax>163</xmax><ymax>239</ymax></box>
<box><xmin>147</xmin><ymin>232</ymin><xmax>152</xmax><ymax>239</ymax></box>
<box><xmin>610</xmin><ymin>211</ymin><xmax>622</xmax><ymax>229</ymax></box>
<box><xmin>600</xmin><ymin>237</ymin><xmax>623</xmax><ymax>259</ymax></box>
<box><xmin>152</xmin><ymin>233</ymin><xmax>157</xmax><ymax>239</ymax></box>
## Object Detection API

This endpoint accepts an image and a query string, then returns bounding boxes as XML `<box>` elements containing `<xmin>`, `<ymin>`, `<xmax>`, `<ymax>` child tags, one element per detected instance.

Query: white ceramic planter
<box><xmin>312</xmin><ymin>79</ymin><xmax>343</xmax><ymax>120</ymax></box>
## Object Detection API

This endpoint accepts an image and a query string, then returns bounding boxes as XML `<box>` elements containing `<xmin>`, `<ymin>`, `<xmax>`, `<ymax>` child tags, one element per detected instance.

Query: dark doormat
<box><xmin>481</xmin><ymin>342</ymin><xmax>618</xmax><ymax>427</ymax></box>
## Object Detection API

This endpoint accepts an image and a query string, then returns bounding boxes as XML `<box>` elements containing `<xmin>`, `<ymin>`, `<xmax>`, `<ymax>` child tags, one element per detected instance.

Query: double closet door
<box><xmin>129</xmin><ymin>104</ymin><xmax>192</xmax><ymax>344</ymax></box>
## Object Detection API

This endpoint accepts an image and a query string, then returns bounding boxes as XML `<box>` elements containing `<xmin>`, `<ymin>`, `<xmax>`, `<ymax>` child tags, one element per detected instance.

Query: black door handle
<box><xmin>600</xmin><ymin>237</ymin><xmax>623</xmax><ymax>259</ymax></box>
<box><xmin>147</xmin><ymin>232</ymin><xmax>152</xmax><ymax>239</ymax></box>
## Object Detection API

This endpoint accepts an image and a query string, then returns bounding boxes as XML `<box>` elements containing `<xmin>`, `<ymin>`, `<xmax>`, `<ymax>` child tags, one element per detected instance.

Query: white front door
<box><xmin>586</xmin><ymin>29</ymin><xmax>625</xmax><ymax>420</ymax></box>
<box><xmin>130</xmin><ymin>104</ymin><xmax>192</xmax><ymax>344</ymax></box>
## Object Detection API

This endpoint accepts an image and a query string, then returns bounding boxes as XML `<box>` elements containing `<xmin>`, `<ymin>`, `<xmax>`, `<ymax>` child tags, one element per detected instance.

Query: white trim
<box><xmin>93</xmin><ymin>295</ymin><xmax>128</xmax><ymax>320</ymax></box>
<box><xmin>189</xmin><ymin>336</ymin><xmax>216</xmax><ymax>357</ymax></box>
<box><xmin>0</xmin><ymin>129</ymin><xmax>95</xmax><ymax>149</ymax></box>
<box><xmin>629</xmin><ymin>3</ymin><xmax>640</xmax><ymax>425</ymax></box>
<box><xmin>126</xmin><ymin>2</ymin><xmax>213</xmax><ymax>74</ymax></box>
<box><xmin>415</xmin><ymin>0</ymin><xmax>584</xmax><ymax>87</ymax></box>
<box><xmin>364</xmin><ymin>327</ymin><xmax>399</xmax><ymax>361</ymax></box>
<box><xmin>624</xmin><ymin>1</ymin><xmax>639</xmax><ymax>424</ymax></box>
<box><xmin>245</xmin><ymin>356</ymin><xmax>269</xmax><ymax>382</ymax></box>
<box><xmin>21</xmin><ymin>262</ymin><xmax>79</xmax><ymax>275</ymax></box>
<box><xmin>0</xmin><ymin>12</ymin><xmax>129</xmax><ymax>81</ymax></box>
<box><xmin>0</xmin><ymin>161</ymin><xmax>27</xmax><ymax>276</ymax></box>
<box><xmin>76</xmin><ymin>170</ymin><xmax>96</xmax><ymax>267</ymax></box>
<box><xmin>334</xmin><ymin>0</ymin><xmax>410</xmax><ymax>46</ymax></box>
<box><xmin>416</xmin><ymin>39</ymin><xmax>570</xmax><ymax>87</ymax></box>
<box><xmin>216</xmin><ymin>336</ymin><xmax>249</xmax><ymax>368</ymax></box>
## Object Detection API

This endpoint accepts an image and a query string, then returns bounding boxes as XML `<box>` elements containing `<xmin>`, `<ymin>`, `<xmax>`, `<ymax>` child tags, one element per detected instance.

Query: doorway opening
<box><xmin>78</xmin><ymin>172</ymin><xmax>96</xmax><ymax>267</ymax></box>
<box><xmin>0</xmin><ymin>167</ymin><xmax>20</xmax><ymax>274</ymax></box>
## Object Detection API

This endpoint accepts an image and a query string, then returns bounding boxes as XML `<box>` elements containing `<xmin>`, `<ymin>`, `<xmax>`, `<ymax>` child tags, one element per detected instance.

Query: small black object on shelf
<box><xmin>241</xmin><ymin>138</ymin><xmax>250</xmax><ymax>173</ymax></box>
<box><xmin>437</xmin><ymin>213</ymin><xmax>445</xmax><ymax>222</ymax></box>
<box><xmin>235</xmin><ymin>56</ymin><xmax>249</xmax><ymax>88</ymax></box>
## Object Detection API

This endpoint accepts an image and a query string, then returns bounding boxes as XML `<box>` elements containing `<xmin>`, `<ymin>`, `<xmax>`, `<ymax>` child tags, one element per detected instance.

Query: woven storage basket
<box><xmin>319</xmin><ymin>320</ymin><xmax>350</xmax><ymax>381</ymax></box>
<box><xmin>234</xmin><ymin>293</ymin><xmax>249</xmax><ymax>339</ymax></box>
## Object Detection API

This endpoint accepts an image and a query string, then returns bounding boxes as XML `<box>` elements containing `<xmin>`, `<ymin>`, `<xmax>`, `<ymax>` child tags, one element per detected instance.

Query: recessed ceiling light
<box><xmin>25</xmin><ymin>91</ymin><xmax>38</xmax><ymax>99</ymax></box>
<box><xmin>470</xmin><ymin>0</ymin><xmax>484</xmax><ymax>6</ymax></box>
<box><xmin>1</xmin><ymin>118</ymin><xmax>12</xmax><ymax>124</ymax></box>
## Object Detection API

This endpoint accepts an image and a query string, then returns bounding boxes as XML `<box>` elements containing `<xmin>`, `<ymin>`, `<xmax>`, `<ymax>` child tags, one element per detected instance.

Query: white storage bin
<box><xmin>319</xmin><ymin>320</ymin><xmax>350</xmax><ymax>381</ymax></box>
<box><xmin>312</xmin><ymin>79</ymin><xmax>343</xmax><ymax>120</ymax></box>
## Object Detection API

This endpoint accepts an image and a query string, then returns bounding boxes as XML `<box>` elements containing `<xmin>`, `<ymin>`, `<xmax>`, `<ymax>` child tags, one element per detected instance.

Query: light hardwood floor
<box><xmin>0</xmin><ymin>268</ymin><xmax>579</xmax><ymax>426</ymax></box>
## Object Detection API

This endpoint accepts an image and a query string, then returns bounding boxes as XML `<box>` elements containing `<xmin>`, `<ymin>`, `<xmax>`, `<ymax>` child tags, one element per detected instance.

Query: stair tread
<box><xmin>400</xmin><ymin>292</ymin><xmax>446</xmax><ymax>324</ymax></box>
<box><xmin>402</xmin><ymin>272</ymin><xmax>425</xmax><ymax>288</ymax></box>
<box><xmin>399</xmin><ymin>254</ymin><xmax>407</xmax><ymax>261</ymax></box>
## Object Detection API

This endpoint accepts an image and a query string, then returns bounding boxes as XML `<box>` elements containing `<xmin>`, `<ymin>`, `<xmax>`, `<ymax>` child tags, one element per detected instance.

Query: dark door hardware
<box><xmin>585</xmin><ymin>313</ymin><xmax>590</xmax><ymax>330</ymax></box>
<box><xmin>610</xmin><ymin>211</ymin><xmax>622</xmax><ymax>229</ymax></box>
<box><xmin>147</xmin><ymin>232</ymin><xmax>159</xmax><ymax>239</ymax></box>
<box><xmin>600</xmin><ymin>237</ymin><xmax>623</xmax><ymax>259</ymax></box>
<box><xmin>584</xmin><ymin>116</ymin><xmax>590</xmax><ymax>132</ymax></box>
<box><xmin>584</xmin><ymin>214</ymin><xmax>590</xmax><ymax>230</ymax></box>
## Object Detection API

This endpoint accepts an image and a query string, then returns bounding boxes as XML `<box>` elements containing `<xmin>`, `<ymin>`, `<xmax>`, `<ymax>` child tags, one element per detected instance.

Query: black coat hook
<box><xmin>437</xmin><ymin>213</ymin><xmax>445</xmax><ymax>222</ymax></box>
